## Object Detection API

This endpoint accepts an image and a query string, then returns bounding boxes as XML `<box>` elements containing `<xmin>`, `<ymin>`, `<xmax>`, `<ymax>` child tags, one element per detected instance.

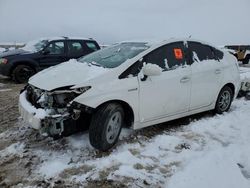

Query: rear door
<box><xmin>38</xmin><ymin>40</ymin><xmax>67</xmax><ymax>69</ymax></box>
<box><xmin>188</xmin><ymin>41</ymin><xmax>224</xmax><ymax>110</ymax></box>
<box><xmin>67</xmin><ymin>40</ymin><xmax>86</xmax><ymax>59</ymax></box>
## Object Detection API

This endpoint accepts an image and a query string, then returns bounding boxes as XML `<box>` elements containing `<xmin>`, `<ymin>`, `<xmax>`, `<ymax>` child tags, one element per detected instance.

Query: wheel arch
<box><xmin>222</xmin><ymin>83</ymin><xmax>235</xmax><ymax>98</ymax></box>
<box><xmin>95</xmin><ymin>99</ymin><xmax>134</xmax><ymax>128</ymax></box>
<box><xmin>10</xmin><ymin>60</ymin><xmax>38</xmax><ymax>76</ymax></box>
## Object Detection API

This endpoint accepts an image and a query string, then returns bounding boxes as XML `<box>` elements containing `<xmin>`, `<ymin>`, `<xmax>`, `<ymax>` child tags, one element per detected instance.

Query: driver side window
<box><xmin>143</xmin><ymin>42</ymin><xmax>187</xmax><ymax>71</ymax></box>
<box><xmin>45</xmin><ymin>41</ymin><xmax>65</xmax><ymax>55</ymax></box>
<box><xmin>119</xmin><ymin>42</ymin><xmax>187</xmax><ymax>79</ymax></box>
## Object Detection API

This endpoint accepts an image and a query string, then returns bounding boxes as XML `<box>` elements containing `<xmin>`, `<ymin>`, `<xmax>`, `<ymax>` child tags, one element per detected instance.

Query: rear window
<box><xmin>212</xmin><ymin>47</ymin><xmax>224</xmax><ymax>60</ymax></box>
<box><xmin>85</xmin><ymin>41</ymin><xmax>99</xmax><ymax>51</ymax></box>
<box><xmin>68</xmin><ymin>41</ymin><xmax>83</xmax><ymax>54</ymax></box>
<box><xmin>188</xmin><ymin>42</ymin><xmax>214</xmax><ymax>62</ymax></box>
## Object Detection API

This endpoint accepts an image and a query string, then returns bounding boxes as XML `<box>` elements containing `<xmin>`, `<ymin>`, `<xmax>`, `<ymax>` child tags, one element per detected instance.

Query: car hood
<box><xmin>29</xmin><ymin>59</ymin><xmax>109</xmax><ymax>91</ymax></box>
<box><xmin>0</xmin><ymin>49</ymin><xmax>31</xmax><ymax>58</ymax></box>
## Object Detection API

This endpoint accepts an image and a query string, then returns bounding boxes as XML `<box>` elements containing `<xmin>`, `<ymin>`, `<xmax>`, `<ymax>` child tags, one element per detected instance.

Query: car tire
<box><xmin>89</xmin><ymin>103</ymin><xmax>124</xmax><ymax>151</ymax></box>
<box><xmin>13</xmin><ymin>65</ymin><xmax>35</xmax><ymax>83</ymax></box>
<box><xmin>214</xmin><ymin>86</ymin><xmax>233</xmax><ymax>114</ymax></box>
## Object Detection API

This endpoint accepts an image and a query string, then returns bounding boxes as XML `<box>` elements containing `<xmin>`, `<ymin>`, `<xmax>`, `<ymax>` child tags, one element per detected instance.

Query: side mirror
<box><xmin>142</xmin><ymin>63</ymin><xmax>162</xmax><ymax>77</ymax></box>
<box><xmin>42</xmin><ymin>49</ymin><xmax>50</xmax><ymax>55</ymax></box>
<box><xmin>141</xmin><ymin>63</ymin><xmax>162</xmax><ymax>81</ymax></box>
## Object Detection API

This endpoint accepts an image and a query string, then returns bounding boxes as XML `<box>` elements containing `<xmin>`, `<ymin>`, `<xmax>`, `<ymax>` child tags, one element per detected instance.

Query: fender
<box><xmin>10</xmin><ymin>58</ymin><xmax>40</xmax><ymax>74</ymax></box>
<box><xmin>73</xmin><ymin>77</ymin><xmax>140</xmax><ymax>123</ymax></box>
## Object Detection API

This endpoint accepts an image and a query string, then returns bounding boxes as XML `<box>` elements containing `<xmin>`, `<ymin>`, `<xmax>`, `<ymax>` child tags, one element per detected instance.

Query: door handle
<box><xmin>180</xmin><ymin>76</ymin><xmax>190</xmax><ymax>83</ymax></box>
<box><xmin>215</xmin><ymin>69</ymin><xmax>221</xmax><ymax>74</ymax></box>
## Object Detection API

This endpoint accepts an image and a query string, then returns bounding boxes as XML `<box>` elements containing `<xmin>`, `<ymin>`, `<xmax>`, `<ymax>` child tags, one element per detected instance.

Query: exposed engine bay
<box><xmin>21</xmin><ymin>85</ymin><xmax>93</xmax><ymax>137</ymax></box>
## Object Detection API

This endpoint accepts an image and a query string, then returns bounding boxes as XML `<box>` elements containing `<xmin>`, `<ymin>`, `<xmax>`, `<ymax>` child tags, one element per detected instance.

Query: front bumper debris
<box><xmin>19</xmin><ymin>91</ymin><xmax>70</xmax><ymax>135</ymax></box>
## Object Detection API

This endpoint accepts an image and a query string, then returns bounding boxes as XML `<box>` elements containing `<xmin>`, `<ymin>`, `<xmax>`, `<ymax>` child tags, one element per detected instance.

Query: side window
<box><xmin>68</xmin><ymin>41</ymin><xmax>83</xmax><ymax>54</ymax></box>
<box><xmin>46</xmin><ymin>41</ymin><xmax>65</xmax><ymax>55</ymax></box>
<box><xmin>85</xmin><ymin>41</ymin><xmax>99</xmax><ymax>51</ymax></box>
<box><xmin>119</xmin><ymin>61</ymin><xmax>143</xmax><ymax>79</ymax></box>
<box><xmin>212</xmin><ymin>47</ymin><xmax>224</xmax><ymax>60</ymax></box>
<box><xmin>188</xmin><ymin>42</ymin><xmax>214</xmax><ymax>62</ymax></box>
<box><xmin>143</xmin><ymin>42</ymin><xmax>187</xmax><ymax>70</ymax></box>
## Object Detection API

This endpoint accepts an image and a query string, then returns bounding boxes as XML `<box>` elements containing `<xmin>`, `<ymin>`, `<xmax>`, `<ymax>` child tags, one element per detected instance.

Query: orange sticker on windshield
<box><xmin>174</xmin><ymin>48</ymin><xmax>183</xmax><ymax>60</ymax></box>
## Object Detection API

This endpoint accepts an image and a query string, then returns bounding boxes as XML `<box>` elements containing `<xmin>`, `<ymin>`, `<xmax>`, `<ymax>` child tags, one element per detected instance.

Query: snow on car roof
<box><xmin>25</xmin><ymin>36</ymin><xmax>95</xmax><ymax>43</ymax></box>
<box><xmin>117</xmin><ymin>38</ymin><xmax>221</xmax><ymax>50</ymax></box>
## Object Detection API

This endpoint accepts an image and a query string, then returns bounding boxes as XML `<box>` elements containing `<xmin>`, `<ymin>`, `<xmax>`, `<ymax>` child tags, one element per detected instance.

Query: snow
<box><xmin>167</xmin><ymin>148</ymin><xmax>250</xmax><ymax>188</ymax></box>
<box><xmin>29</xmin><ymin>59</ymin><xmax>108</xmax><ymax>91</ymax></box>
<box><xmin>1</xmin><ymin>0</ymin><xmax>250</xmax><ymax>186</ymax></box>
<box><xmin>38</xmin><ymin>154</ymin><xmax>72</xmax><ymax>178</ymax></box>
<box><xmin>240</xmin><ymin>67</ymin><xmax>250</xmax><ymax>81</ymax></box>
<box><xmin>0</xmin><ymin>88</ymin><xmax>12</xmax><ymax>92</ymax></box>
<box><xmin>0</xmin><ymin>142</ymin><xmax>25</xmax><ymax>158</ymax></box>
<box><xmin>22</xmin><ymin>99</ymin><xmax>248</xmax><ymax>187</ymax></box>
<box><xmin>1</xmin><ymin>95</ymin><xmax>250</xmax><ymax>186</ymax></box>
<box><xmin>19</xmin><ymin>91</ymin><xmax>50</xmax><ymax>121</ymax></box>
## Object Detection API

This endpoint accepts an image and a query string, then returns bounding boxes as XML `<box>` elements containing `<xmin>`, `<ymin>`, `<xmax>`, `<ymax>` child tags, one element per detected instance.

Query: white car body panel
<box><xmin>29</xmin><ymin>59</ymin><xmax>108</xmax><ymax>91</ymax></box>
<box><xmin>190</xmin><ymin>60</ymin><xmax>223</xmax><ymax>110</ymax></box>
<box><xmin>138</xmin><ymin>66</ymin><xmax>191</xmax><ymax>122</ymax></box>
<box><xmin>26</xmin><ymin>39</ymin><xmax>241</xmax><ymax>131</ymax></box>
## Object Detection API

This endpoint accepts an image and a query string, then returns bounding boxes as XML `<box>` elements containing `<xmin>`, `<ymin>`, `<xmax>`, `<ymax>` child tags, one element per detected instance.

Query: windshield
<box><xmin>79</xmin><ymin>42</ymin><xmax>150</xmax><ymax>68</ymax></box>
<box><xmin>22</xmin><ymin>39</ymin><xmax>49</xmax><ymax>52</ymax></box>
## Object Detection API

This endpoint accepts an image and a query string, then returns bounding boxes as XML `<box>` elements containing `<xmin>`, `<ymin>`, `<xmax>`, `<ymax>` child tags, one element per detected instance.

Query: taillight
<box><xmin>0</xmin><ymin>58</ymin><xmax>8</xmax><ymax>64</ymax></box>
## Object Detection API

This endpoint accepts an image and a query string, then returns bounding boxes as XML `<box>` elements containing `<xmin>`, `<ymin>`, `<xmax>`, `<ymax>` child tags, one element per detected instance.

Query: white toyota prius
<box><xmin>19</xmin><ymin>39</ymin><xmax>240</xmax><ymax>151</ymax></box>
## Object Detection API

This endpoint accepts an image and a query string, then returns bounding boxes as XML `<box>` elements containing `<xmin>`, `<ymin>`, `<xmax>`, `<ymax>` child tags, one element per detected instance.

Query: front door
<box><xmin>37</xmin><ymin>40</ymin><xmax>68</xmax><ymax>70</ymax></box>
<box><xmin>138</xmin><ymin>42</ymin><xmax>191</xmax><ymax>122</ymax></box>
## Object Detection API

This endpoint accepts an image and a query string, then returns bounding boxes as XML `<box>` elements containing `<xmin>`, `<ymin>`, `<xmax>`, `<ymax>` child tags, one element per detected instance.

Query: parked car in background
<box><xmin>224</xmin><ymin>45</ymin><xmax>250</xmax><ymax>64</ymax></box>
<box><xmin>19</xmin><ymin>39</ymin><xmax>240</xmax><ymax>151</ymax></box>
<box><xmin>0</xmin><ymin>37</ymin><xmax>100</xmax><ymax>83</ymax></box>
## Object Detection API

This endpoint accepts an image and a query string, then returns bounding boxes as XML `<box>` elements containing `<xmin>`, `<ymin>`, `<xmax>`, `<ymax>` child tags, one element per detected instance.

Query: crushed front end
<box><xmin>19</xmin><ymin>85</ymin><xmax>93</xmax><ymax>136</ymax></box>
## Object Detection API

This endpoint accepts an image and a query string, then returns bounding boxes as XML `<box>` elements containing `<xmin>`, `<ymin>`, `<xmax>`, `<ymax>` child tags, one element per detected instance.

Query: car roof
<box><xmin>118</xmin><ymin>38</ymin><xmax>220</xmax><ymax>50</ymax></box>
<box><xmin>34</xmin><ymin>36</ymin><xmax>96</xmax><ymax>42</ymax></box>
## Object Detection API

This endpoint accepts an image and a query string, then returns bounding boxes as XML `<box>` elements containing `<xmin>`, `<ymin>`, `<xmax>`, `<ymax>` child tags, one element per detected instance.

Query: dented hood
<box><xmin>29</xmin><ymin>59</ymin><xmax>109</xmax><ymax>91</ymax></box>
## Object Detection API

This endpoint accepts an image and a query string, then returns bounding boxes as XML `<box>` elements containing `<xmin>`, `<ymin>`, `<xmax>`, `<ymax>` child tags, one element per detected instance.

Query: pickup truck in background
<box><xmin>224</xmin><ymin>45</ymin><xmax>250</xmax><ymax>64</ymax></box>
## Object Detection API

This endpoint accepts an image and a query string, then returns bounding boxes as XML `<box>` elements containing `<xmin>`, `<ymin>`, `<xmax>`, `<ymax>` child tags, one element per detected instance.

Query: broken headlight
<box><xmin>72</xmin><ymin>86</ymin><xmax>91</xmax><ymax>93</ymax></box>
<box><xmin>52</xmin><ymin>86</ymin><xmax>91</xmax><ymax>108</ymax></box>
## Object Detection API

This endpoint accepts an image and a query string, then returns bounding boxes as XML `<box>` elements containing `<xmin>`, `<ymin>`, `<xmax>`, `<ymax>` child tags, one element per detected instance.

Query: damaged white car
<box><xmin>19</xmin><ymin>39</ymin><xmax>240</xmax><ymax>151</ymax></box>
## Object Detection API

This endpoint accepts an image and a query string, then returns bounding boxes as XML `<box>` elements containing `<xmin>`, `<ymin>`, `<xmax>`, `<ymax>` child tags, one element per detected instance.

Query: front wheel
<box><xmin>214</xmin><ymin>86</ymin><xmax>233</xmax><ymax>114</ymax></box>
<box><xmin>13</xmin><ymin>65</ymin><xmax>35</xmax><ymax>83</ymax></box>
<box><xmin>89</xmin><ymin>103</ymin><xmax>124</xmax><ymax>151</ymax></box>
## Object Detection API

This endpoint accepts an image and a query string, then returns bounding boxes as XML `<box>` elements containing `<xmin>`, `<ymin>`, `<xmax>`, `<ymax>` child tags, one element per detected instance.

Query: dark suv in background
<box><xmin>0</xmin><ymin>37</ymin><xmax>100</xmax><ymax>83</ymax></box>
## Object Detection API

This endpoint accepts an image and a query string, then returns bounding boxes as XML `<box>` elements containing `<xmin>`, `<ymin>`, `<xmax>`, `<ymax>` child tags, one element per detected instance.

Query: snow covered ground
<box><xmin>1</xmin><ymin>97</ymin><xmax>250</xmax><ymax>187</ymax></box>
<box><xmin>1</xmin><ymin>0</ymin><xmax>250</xmax><ymax>186</ymax></box>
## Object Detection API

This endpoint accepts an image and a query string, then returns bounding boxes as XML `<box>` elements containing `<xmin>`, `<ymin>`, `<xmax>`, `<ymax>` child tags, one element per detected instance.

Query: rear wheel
<box><xmin>13</xmin><ymin>65</ymin><xmax>35</xmax><ymax>83</ymax></box>
<box><xmin>89</xmin><ymin>103</ymin><xmax>124</xmax><ymax>151</ymax></box>
<box><xmin>214</xmin><ymin>86</ymin><xmax>233</xmax><ymax>114</ymax></box>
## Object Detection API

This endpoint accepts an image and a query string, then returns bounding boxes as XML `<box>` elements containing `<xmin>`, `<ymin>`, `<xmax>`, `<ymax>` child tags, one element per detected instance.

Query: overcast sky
<box><xmin>0</xmin><ymin>0</ymin><xmax>249</xmax><ymax>45</ymax></box>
